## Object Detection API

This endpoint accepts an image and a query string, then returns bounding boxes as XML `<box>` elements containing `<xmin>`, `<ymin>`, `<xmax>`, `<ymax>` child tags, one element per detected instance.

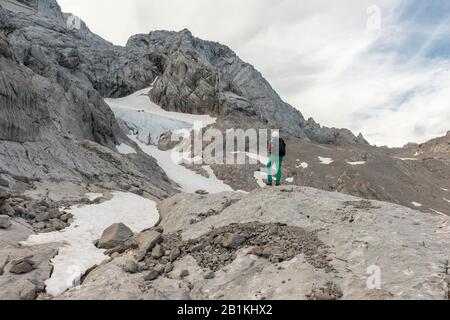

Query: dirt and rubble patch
<box><xmin>185</xmin><ymin>222</ymin><xmax>336</xmax><ymax>273</ymax></box>
<box><xmin>123</xmin><ymin>221</ymin><xmax>336</xmax><ymax>284</ymax></box>
<box><xmin>306</xmin><ymin>282</ymin><xmax>344</xmax><ymax>300</ymax></box>
<box><xmin>0</xmin><ymin>193</ymin><xmax>110</xmax><ymax>234</ymax></box>
<box><xmin>342</xmin><ymin>200</ymin><xmax>381</xmax><ymax>210</ymax></box>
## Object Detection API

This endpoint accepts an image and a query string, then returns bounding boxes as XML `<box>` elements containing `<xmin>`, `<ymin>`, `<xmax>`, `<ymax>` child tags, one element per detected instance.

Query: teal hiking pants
<box><xmin>267</xmin><ymin>155</ymin><xmax>284</xmax><ymax>185</ymax></box>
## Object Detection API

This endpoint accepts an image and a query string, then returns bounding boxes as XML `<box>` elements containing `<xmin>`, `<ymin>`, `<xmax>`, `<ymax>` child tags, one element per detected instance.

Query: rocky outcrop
<box><xmin>397</xmin><ymin>131</ymin><xmax>450</xmax><ymax>164</ymax></box>
<box><xmin>302</xmin><ymin>118</ymin><xmax>369</xmax><ymax>145</ymax></box>
<box><xmin>0</xmin><ymin>218</ymin><xmax>58</xmax><ymax>300</ymax></box>
<box><xmin>60</xmin><ymin>187</ymin><xmax>450</xmax><ymax>300</ymax></box>
<box><xmin>97</xmin><ymin>223</ymin><xmax>134</xmax><ymax>249</ymax></box>
<box><xmin>0</xmin><ymin>215</ymin><xmax>11</xmax><ymax>228</ymax></box>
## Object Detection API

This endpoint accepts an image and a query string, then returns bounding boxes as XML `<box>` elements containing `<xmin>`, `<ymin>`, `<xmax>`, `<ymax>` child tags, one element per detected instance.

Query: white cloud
<box><xmin>58</xmin><ymin>0</ymin><xmax>450</xmax><ymax>147</ymax></box>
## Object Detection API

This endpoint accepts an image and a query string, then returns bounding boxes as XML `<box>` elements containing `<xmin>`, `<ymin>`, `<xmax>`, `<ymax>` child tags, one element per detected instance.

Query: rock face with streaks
<box><xmin>0</xmin><ymin>0</ymin><xmax>176</xmax><ymax>198</ymax></box>
<box><xmin>59</xmin><ymin>187</ymin><xmax>450</xmax><ymax>300</ymax></box>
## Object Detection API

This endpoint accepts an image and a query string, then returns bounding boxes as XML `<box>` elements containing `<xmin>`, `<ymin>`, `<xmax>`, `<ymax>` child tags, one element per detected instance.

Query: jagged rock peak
<box><xmin>0</xmin><ymin>0</ymin><xmax>65</xmax><ymax>24</ymax></box>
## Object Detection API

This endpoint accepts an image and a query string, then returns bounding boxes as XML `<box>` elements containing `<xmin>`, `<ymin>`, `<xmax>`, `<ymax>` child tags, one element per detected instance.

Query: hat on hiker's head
<box><xmin>271</xmin><ymin>131</ymin><xmax>280</xmax><ymax>139</ymax></box>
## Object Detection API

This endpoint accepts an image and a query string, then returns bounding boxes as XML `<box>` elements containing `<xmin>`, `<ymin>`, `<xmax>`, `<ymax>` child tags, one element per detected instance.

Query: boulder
<box><xmin>123</xmin><ymin>260</ymin><xmax>139</xmax><ymax>274</ymax></box>
<box><xmin>50</xmin><ymin>219</ymin><xmax>66</xmax><ymax>231</ymax></box>
<box><xmin>204</xmin><ymin>271</ymin><xmax>215</xmax><ymax>280</ymax></box>
<box><xmin>0</xmin><ymin>176</ymin><xmax>9</xmax><ymax>188</ymax></box>
<box><xmin>164</xmin><ymin>263</ymin><xmax>174</xmax><ymax>274</ymax></box>
<box><xmin>0</xmin><ymin>215</ymin><xmax>11</xmax><ymax>229</ymax></box>
<box><xmin>14</xmin><ymin>206</ymin><xmax>33</xmax><ymax>219</ymax></box>
<box><xmin>33</xmin><ymin>222</ymin><xmax>47</xmax><ymax>230</ymax></box>
<box><xmin>0</xmin><ymin>255</ymin><xmax>9</xmax><ymax>276</ymax></box>
<box><xmin>143</xmin><ymin>270</ymin><xmax>159</xmax><ymax>282</ymax></box>
<box><xmin>0</xmin><ymin>204</ymin><xmax>14</xmax><ymax>217</ymax></box>
<box><xmin>222</xmin><ymin>233</ymin><xmax>246</xmax><ymax>249</ymax></box>
<box><xmin>19</xmin><ymin>280</ymin><xmax>37</xmax><ymax>301</ymax></box>
<box><xmin>135</xmin><ymin>230</ymin><xmax>162</xmax><ymax>252</ymax></box>
<box><xmin>151</xmin><ymin>244</ymin><xmax>164</xmax><ymax>259</ymax></box>
<box><xmin>49</xmin><ymin>208</ymin><xmax>62</xmax><ymax>219</ymax></box>
<box><xmin>0</xmin><ymin>190</ymin><xmax>10</xmax><ymax>203</ymax></box>
<box><xmin>97</xmin><ymin>223</ymin><xmax>134</xmax><ymax>249</ymax></box>
<box><xmin>8</xmin><ymin>256</ymin><xmax>35</xmax><ymax>274</ymax></box>
<box><xmin>134</xmin><ymin>250</ymin><xmax>147</xmax><ymax>262</ymax></box>
<box><xmin>35</xmin><ymin>212</ymin><xmax>50</xmax><ymax>222</ymax></box>
<box><xmin>169</xmin><ymin>247</ymin><xmax>181</xmax><ymax>262</ymax></box>
<box><xmin>154</xmin><ymin>264</ymin><xmax>165</xmax><ymax>275</ymax></box>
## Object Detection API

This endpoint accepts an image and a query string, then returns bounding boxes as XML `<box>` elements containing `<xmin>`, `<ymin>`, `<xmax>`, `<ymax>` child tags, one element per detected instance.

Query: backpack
<box><xmin>279</xmin><ymin>138</ymin><xmax>286</xmax><ymax>157</ymax></box>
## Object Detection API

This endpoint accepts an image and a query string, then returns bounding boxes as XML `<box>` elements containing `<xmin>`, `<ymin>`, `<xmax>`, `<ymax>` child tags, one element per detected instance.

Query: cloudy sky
<box><xmin>58</xmin><ymin>0</ymin><xmax>450</xmax><ymax>147</ymax></box>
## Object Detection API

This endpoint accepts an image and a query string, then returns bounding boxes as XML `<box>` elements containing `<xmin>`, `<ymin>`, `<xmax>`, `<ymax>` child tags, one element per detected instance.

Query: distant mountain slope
<box><xmin>127</xmin><ymin>30</ymin><xmax>368</xmax><ymax>145</ymax></box>
<box><xmin>399</xmin><ymin>132</ymin><xmax>450</xmax><ymax>164</ymax></box>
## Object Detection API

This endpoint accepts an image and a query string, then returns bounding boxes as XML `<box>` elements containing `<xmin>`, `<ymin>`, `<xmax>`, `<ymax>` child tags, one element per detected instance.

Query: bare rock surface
<box><xmin>0</xmin><ymin>219</ymin><xmax>58</xmax><ymax>300</ymax></box>
<box><xmin>0</xmin><ymin>214</ymin><xmax>11</xmax><ymax>228</ymax></box>
<box><xmin>59</xmin><ymin>187</ymin><xmax>450</xmax><ymax>300</ymax></box>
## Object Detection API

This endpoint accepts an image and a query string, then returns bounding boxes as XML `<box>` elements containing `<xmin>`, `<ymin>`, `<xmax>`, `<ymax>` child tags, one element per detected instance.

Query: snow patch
<box><xmin>443</xmin><ymin>198</ymin><xmax>450</xmax><ymax>204</ymax></box>
<box><xmin>396</xmin><ymin>157</ymin><xmax>418</xmax><ymax>161</ymax></box>
<box><xmin>85</xmin><ymin>193</ymin><xmax>103</xmax><ymax>201</ymax></box>
<box><xmin>106</xmin><ymin>87</ymin><xmax>216</xmax><ymax>146</ymax></box>
<box><xmin>442</xmin><ymin>188</ymin><xmax>449</xmax><ymax>192</ymax></box>
<box><xmin>105</xmin><ymin>87</ymin><xmax>235</xmax><ymax>194</ymax></box>
<box><xmin>130</xmin><ymin>136</ymin><xmax>233</xmax><ymax>194</ymax></box>
<box><xmin>296</xmin><ymin>162</ymin><xmax>309</xmax><ymax>169</ymax></box>
<box><xmin>22</xmin><ymin>192</ymin><xmax>159</xmax><ymax>296</ymax></box>
<box><xmin>112</xmin><ymin>107</ymin><xmax>192</xmax><ymax>145</ymax></box>
<box><xmin>318</xmin><ymin>157</ymin><xmax>334</xmax><ymax>165</ymax></box>
<box><xmin>347</xmin><ymin>161</ymin><xmax>366</xmax><ymax>166</ymax></box>
<box><xmin>116</xmin><ymin>143</ymin><xmax>136</xmax><ymax>155</ymax></box>
<box><xmin>286</xmin><ymin>177</ymin><xmax>294</xmax><ymax>183</ymax></box>
<box><xmin>430</xmin><ymin>209</ymin><xmax>447</xmax><ymax>217</ymax></box>
<box><xmin>295</xmin><ymin>159</ymin><xmax>308</xmax><ymax>169</ymax></box>
<box><xmin>412</xmin><ymin>202</ymin><xmax>423</xmax><ymax>207</ymax></box>
<box><xmin>105</xmin><ymin>87</ymin><xmax>216</xmax><ymax>129</ymax></box>
<box><xmin>254</xmin><ymin>171</ymin><xmax>267</xmax><ymax>188</ymax></box>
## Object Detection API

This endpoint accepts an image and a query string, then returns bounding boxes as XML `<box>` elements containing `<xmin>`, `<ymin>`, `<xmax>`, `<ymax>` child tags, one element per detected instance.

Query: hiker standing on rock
<box><xmin>266</xmin><ymin>131</ymin><xmax>286</xmax><ymax>186</ymax></box>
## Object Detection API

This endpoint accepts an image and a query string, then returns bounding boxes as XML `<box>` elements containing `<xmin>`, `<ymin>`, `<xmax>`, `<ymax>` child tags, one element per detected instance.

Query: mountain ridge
<box><xmin>0</xmin><ymin>0</ymin><xmax>449</xmax><ymax>300</ymax></box>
